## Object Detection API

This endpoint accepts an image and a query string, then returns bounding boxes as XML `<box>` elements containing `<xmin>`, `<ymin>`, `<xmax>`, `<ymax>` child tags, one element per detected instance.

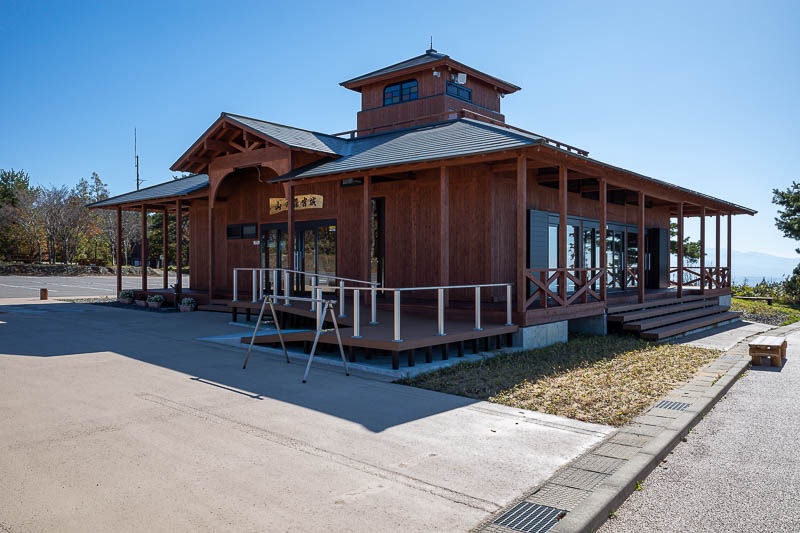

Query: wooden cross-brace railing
<box><xmin>670</xmin><ymin>266</ymin><xmax>731</xmax><ymax>289</ymax></box>
<box><xmin>525</xmin><ymin>268</ymin><xmax>605</xmax><ymax>310</ymax></box>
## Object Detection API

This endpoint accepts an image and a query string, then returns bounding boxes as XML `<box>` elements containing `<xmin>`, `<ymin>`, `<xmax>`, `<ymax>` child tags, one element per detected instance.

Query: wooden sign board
<box><xmin>269</xmin><ymin>194</ymin><xmax>324</xmax><ymax>215</ymax></box>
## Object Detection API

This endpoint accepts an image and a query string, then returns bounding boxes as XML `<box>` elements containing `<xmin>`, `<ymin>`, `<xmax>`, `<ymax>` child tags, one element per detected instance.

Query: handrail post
<box><xmin>283</xmin><ymin>270</ymin><xmax>291</xmax><ymax>306</ymax></box>
<box><xmin>233</xmin><ymin>269</ymin><xmax>239</xmax><ymax>302</ymax></box>
<box><xmin>338</xmin><ymin>280</ymin><xmax>346</xmax><ymax>318</ymax></box>
<box><xmin>474</xmin><ymin>286</ymin><xmax>482</xmax><ymax>330</ymax></box>
<box><xmin>310</xmin><ymin>276</ymin><xmax>317</xmax><ymax>311</ymax></box>
<box><xmin>252</xmin><ymin>269</ymin><xmax>258</xmax><ymax>303</ymax></box>
<box><xmin>436</xmin><ymin>288</ymin><xmax>446</xmax><ymax>336</ymax></box>
<box><xmin>272</xmin><ymin>269</ymin><xmax>278</xmax><ymax>298</ymax></box>
<box><xmin>352</xmin><ymin>289</ymin><xmax>361</xmax><ymax>338</ymax></box>
<box><xmin>258</xmin><ymin>269</ymin><xmax>265</xmax><ymax>300</ymax></box>
<box><xmin>369</xmin><ymin>287</ymin><xmax>378</xmax><ymax>325</ymax></box>
<box><xmin>392</xmin><ymin>291</ymin><xmax>402</xmax><ymax>342</ymax></box>
<box><xmin>505</xmin><ymin>284</ymin><xmax>513</xmax><ymax>326</ymax></box>
<box><xmin>316</xmin><ymin>287</ymin><xmax>323</xmax><ymax>331</ymax></box>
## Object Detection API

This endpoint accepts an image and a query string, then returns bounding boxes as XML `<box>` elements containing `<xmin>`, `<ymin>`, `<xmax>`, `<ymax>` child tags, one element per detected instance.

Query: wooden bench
<box><xmin>735</xmin><ymin>296</ymin><xmax>774</xmax><ymax>305</ymax></box>
<box><xmin>749</xmin><ymin>335</ymin><xmax>787</xmax><ymax>367</ymax></box>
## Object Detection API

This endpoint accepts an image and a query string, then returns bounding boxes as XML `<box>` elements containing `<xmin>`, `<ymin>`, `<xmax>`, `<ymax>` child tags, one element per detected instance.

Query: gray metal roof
<box><xmin>87</xmin><ymin>174</ymin><xmax>209</xmax><ymax>208</ymax></box>
<box><xmin>223</xmin><ymin>113</ymin><xmax>350</xmax><ymax>156</ymax></box>
<box><xmin>271</xmin><ymin>118</ymin><xmax>540</xmax><ymax>181</ymax></box>
<box><xmin>340</xmin><ymin>50</ymin><xmax>447</xmax><ymax>86</ymax></box>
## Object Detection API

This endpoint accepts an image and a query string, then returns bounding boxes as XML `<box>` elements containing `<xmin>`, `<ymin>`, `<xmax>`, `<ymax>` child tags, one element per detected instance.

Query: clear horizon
<box><xmin>1</xmin><ymin>1</ymin><xmax>798</xmax><ymax>259</ymax></box>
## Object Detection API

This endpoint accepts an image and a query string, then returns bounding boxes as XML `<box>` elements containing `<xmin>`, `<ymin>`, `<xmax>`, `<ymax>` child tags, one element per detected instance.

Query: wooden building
<box><xmin>90</xmin><ymin>48</ymin><xmax>755</xmax><ymax>354</ymax></box>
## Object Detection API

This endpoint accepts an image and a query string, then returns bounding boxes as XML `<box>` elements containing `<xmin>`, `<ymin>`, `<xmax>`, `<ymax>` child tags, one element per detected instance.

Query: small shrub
<box><xmin>181</xmin><ymin>297</ymin><xmax>196</xmax><ymax>307</ymax></box>
<box><xmin>147</xmin><ymin>295</ymin><xmax>165</xmax><ymax>303</ymax></box>
<box><xmin>119</xmin><ymin>290</ymin><xmax>134</xmax><ymax>299</ymax></box>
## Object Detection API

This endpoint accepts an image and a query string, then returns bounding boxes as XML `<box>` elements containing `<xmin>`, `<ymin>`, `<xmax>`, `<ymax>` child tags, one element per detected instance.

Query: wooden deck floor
<box><xmin>226</xmin><ymin>298</ymin><xmax>518</xmax><ymax>370</ymax></box>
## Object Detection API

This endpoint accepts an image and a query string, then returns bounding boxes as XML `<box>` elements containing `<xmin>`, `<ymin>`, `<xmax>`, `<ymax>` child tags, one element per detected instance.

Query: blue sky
<box><xmin>1</xmin><ymin>0</ymin><xmax>798</xmax><ymax>257</ymax></box>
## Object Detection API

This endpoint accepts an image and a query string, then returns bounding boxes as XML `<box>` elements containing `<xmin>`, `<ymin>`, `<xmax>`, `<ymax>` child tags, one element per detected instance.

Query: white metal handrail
<box><xmin>232</xmin><ymin>267</ymin><xmax>378</xmax><ymax>312</ymax></box>
<box><xmin>340</xmin><ymin>283</ymin><xmax>514</xmax><ymax>343</ymax></box>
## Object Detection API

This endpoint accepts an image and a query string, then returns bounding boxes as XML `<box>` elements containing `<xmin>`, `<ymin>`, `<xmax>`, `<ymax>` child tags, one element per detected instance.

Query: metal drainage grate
<box><xmin>655</xmin><ymin>400</ymin><xmax>691</xmax><ymax>411</ymax></box>
<box><xmin>493</xmin><ymin>502</ymin><xmax>566</xmax><ymax>533</ymax></box>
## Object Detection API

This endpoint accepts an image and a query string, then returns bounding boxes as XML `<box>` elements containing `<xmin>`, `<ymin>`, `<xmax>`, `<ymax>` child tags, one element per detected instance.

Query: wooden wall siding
<box><xmin>336</xmin><ymin>185</ymin><xmax>366</xmax><ymax>281</ymax></box>
<box><xmin>372</xmin><ymin>180</ymin><xmax>415</xmax><ymax>288</ymax></box>
<box><xmin>490</xmin><ymin>174</ymin><xmax>516</xmax><ymax>300</ymax></box>
<box><xmin>190</xmin><ymin>200</ymin><xmax>208</xmax><ymax>290</ymax></box>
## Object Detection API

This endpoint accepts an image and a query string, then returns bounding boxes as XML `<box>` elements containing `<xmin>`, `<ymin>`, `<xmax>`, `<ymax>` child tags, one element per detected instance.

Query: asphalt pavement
<box><xmin>601</xmin><ymin>324</ymin><xmax>800</xmax><ymax>532</ymax></box>
<box><xmin>0</xmin><ymin>274</ymin><xmax>189</xmax><ymax>298</ymax></box>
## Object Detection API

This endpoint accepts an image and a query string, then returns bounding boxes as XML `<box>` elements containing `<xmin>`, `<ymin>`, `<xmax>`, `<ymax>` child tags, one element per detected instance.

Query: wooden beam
<box><xmin>116</xmin><ymin>206</ymin><xmax>122</xmax><ymax>296</ymax></box>
<box><xmin>678</xmin><ymin>202</ymin><xmax>684</xmax><ymax>299</ymax></box>
<box><xmin>700</xmin><ymin>206</ymin><xmax>706</xmax><ymax>292</ymax></box>
<box><xmin>285</xmin><ymin>182</ymin><xmax>294</xmax><ymax>273</ymax></box>
<box><xmin>558</xmin><ymin>165</ymin><xmax>567</xmax><ymax>302</ymax></box>
<box><xmin>516</xmin><ymin>154</ymin><xmax>527</xmax><ymax>313</ymax></box>
<box><xmin>204</xmin><ymin>139</ymin><xmax>233</xmax><ymax>153</ymax></box>
<box><xmin>363</xmin><ymin>176</ymin><xmax>371</xmax><ymax>282</ymax></box>
<box><xmin>208</xmin><ymin>203</ymin><xmax>215</xmax><ymax>299</ymax></box>
<box><xmin>440</xmin><ymin>167</ymin><xmax>449</xmax><ymax>307</ymax></box>
<box><xmin>141</xmin><ymin>204</ymin><xmax>148</xmax><ymax>292</ymax></box>
<box><xmin>162</xmin><ymin>209</ymin><xmax>168</xmax><ymax>289</ymax></box>
<box><xmin>638</xmin><ymin>191</ymin><xmax>645</xmax><ymax>304</ymax></box>
<box><xmin>176</xmin><ymin>199</ymin><xmax>183</xmax><ymax>297</ymax></box>
<box><xmin>716</xmin><ymin>213</ymin><xmax>721</xmax><ymax>288</ymax></box>
<box><xmin>599</xmin><ymin>178</ymin><xmax>607</xmax><ymax>303</ymax></box>
<box><xmin>727</xmin><ymin>213</ymin><xmax>732</xmax><ymax>276</ymax></box>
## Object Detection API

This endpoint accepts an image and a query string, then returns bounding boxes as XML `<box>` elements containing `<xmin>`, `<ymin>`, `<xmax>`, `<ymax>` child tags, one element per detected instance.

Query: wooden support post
<box><xmin>700</xmin><ymin>206</ymin><xmax>706</xmax><ymax>292</ymax></box>
<box><xmin>599</xmin><ymin>178</ymin><xmax>607</xmax><ymax>303</ymax></box>
<box><xmin>286</xmin><ymin>182</ymin><xmax>294</xmax><ymax>271</ymax></box>
<box><xmin>162</xmin><ymin>208</ymin><xmax>168</xmax><ymax>290</ymax></box>
<box><xmin>677</xmin><ymin>202</ymin><xmax>684</xmax><ymax>299</ymax></box>
<box><xmin>558</xmin><ymin>165</ymin><xmax>567</xmax><ymax>302</ymax></box>
<box><xmin>440</xmin><ymin>167</ymin><xmax>449</xmax><ymax>307</ymax></box>
<box><xmin>727</xmin><ymin>213</ymin><xmax>732</xmax><ymax>287</ymax></box>
<box><xmin>638</xmin><ymin>191</ymin><xmax>645</xmax><ymax>304</ymax></box>
<box><xmin>116</xmin><ymin>206</ymin><xmax>122</xmax><ymax>297</ymax></box>
<box><xmin>516</xmin><ymin>154</ymin><xmax>527</xmax><ymax>314</ymax></box>
<box><xmin>208</xmin><ymin>203</ymin><xmax>215</xmax><ymax>299</ymax></box>
<box><xmin>715</xmin><ymin>212</ymin><xmax>721</xmax><ymax>288</ymax></box>
<box><xmin>141</xmin><ymin>204</ymin><xmax>148</xmax><ymax>292</ymax></box>
<box><xmin>176</xmin><ymin>199</ymin><xmax>183</xmax><ymax>297</ymax></box>
<box><xmin>362</xmin><ymin>175</ymin><xmax>371</xmax><ymax>282</ymax></box>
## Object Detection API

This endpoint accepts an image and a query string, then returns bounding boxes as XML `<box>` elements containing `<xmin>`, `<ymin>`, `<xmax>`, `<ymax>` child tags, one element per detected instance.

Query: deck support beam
<box><xmin>677</xmin><ymin>202</ymin><xmax>684</xmax><ymax>299</ymax></box>
<box><xmin>700</xmin><ymin>206</ymin><xmax>706</xmax><ymax>292</ymax></box>
<box><xmin>141</xmin><ymin>204</ymin><xmax>148</xmax><ymax>293</ymax></box>
<box><xmin>176</xmin><ymin>199</ymin><xmax>183</xmax><ymax>299</ymax></box>
<box><xmin>558</xmin><ymin>165</ymin><xmax>567</xmax><ymax>302</ymax></box>
<box><xmin>440</xmin><ymin>167</ymin><xmax>449</xmax><ymax>307</ymax></box>
<box><xmin>116</xmin><ymin>206</ymin><xmax>122</xmax><ymax>297</ymax></box>
<box><xmin>515</xmin><ymin>154</ymin><xmax>527</xmax><ymax>313</ymax></box>
<box><xmin>162</xmin><ymin>208</ymin><xmax>168</xmax><ymax>289</ymax></box>
<box><xmin>599</xmin><ymin>178</ymin><xmax>607</xmax><ymax>303</ymax></box>
<box><xmin>638</xmin><ymin>191</ymin><xmax>645</xmax><ymax>303</ymax></box>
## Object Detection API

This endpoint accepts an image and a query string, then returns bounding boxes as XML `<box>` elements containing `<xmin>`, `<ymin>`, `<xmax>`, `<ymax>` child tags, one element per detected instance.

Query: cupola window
<box><xmin>384</xmin><ymin>80</ymin><xmax>418</xmax><ymax>106</ymax></box>
<box><xmin>446</xmin><ymin>81</ymin><xmax>472</xmax><ymax>102</ymax></box>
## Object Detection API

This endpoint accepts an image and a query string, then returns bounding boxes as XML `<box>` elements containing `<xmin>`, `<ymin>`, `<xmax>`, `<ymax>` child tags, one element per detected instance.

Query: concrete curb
<box><xmin>549</xmin><ymin>353</ymin><xmax>750</xmax><ymax>533</ymax></box>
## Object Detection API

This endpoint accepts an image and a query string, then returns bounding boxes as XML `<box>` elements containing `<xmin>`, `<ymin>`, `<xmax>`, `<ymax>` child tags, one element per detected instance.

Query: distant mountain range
<box><xmin>700</xmin><ymin>249</ymin><xmax>798</xmax><ymax>284</ymax></box>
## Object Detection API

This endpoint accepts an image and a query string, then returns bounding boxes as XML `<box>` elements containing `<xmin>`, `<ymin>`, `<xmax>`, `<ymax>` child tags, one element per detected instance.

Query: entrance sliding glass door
<box><xmin>260</xmin><ymin>219</ymin><xmax>337</xmax><ymax>295</ymax></box>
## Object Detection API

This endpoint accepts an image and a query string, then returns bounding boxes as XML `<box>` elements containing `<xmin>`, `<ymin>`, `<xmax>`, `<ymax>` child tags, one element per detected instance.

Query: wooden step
<box><xmin>609</xmin><ymin>299</ymin><xmax>715</xmax><ymax>323</ymax></box>
<box><xmin>624</xmin><ymin>306</ymin><xmax>728</xmax><ymax>332</ymax></box>
<box><xmin>607</xmin><ymin>294</ymin><xmax>707</xmax><ymax>315</ymax></box>
<box><xmin>640</xmin><ymin>311</ymin><xmax>742</xmax><ymax>340</ymax></box>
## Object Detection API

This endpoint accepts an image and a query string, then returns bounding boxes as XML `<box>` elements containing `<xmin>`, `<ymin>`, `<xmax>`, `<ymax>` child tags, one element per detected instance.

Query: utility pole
<box><xmin>135</xmin><ymin>128</ymin><xmax>141</xmax><ymax>190</ymax></box>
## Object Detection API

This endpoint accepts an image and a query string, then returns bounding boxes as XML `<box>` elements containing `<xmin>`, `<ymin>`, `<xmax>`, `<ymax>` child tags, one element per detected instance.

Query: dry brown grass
<box><xmin>399</xmin><ymin>335</ymin><xmax>719</xmax><ymax>427</ymax></box>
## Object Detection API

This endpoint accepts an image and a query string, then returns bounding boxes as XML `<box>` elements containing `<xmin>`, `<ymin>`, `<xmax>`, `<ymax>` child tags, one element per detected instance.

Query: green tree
<box><xmin>0</xmin><ymin>168</ymin><xmax>32</xmax><ymax>260</ymax></box>
<box><xmin>669</xmin><ymin>222</ymin><xmax>702</xmax><ymax>264</ymax></box>
<box><xmin>773</xmin><ymin>181</ymin><xmax>800</xmax><ymax>253</ymax></box>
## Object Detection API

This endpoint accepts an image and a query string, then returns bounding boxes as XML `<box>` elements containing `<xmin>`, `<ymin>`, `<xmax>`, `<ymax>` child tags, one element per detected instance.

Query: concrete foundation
<box><xmin>568</xmin><ymin>312</ymin><xmax>607</xmax><ymax>336</ymax></box>
<box><xmin>718</xmin><ymin>294</ymin><xmax>732</xmax><ymax>307</ymax></box>
<box><xmin>513</xmin><ymin>320</ymin><xmax>568</xmax><ymax>350</ymax></box>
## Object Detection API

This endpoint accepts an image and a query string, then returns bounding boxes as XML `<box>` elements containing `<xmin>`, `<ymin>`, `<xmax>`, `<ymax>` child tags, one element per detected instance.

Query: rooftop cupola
<box><xmin>340</xmin><ymin>49</ymin><xmax>521</xmax><ymax>135</ymax></box>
